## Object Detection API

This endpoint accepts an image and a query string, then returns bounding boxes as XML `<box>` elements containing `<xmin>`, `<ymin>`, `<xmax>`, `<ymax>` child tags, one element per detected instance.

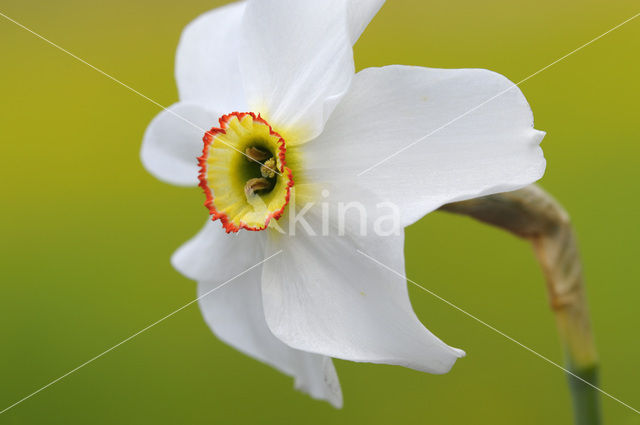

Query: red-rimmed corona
<box><xmin>198</xmin><ymin>112</ymin><xmax>294</xmax><ymax>233</ymax></box>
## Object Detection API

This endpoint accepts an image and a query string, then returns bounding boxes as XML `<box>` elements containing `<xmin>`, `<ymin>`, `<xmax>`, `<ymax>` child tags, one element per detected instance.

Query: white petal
<box><xmin>347</xmin><ymin>0</ymin><xmax>385</xmax><ymax>43</ymax></box>
<box><xmin>239</xmin><ymin>0</ymin><xmax>355</xmax><ymax>143</ymax></box>
<box><xmin>261</xmin><ymin>184</ymin><xmax>464</xmax><ymax>374</ymax></box>
<box><xmin>198</xmin><ymin>277</ymin><xmax>342</xmax><ymax>408</ymax></box>
<box><xmin>171</xmin><ymin>220</ymin><xmax>266</xmax><ymax>282</ymax></box>
<box><xmin>174</xmin><ymin>221</ymin><xmax>342</xmax><ymax>407</ymax></box>
<box><xmin>175</xmin><ymin>2</ymin><xmax>248</xmax><ymax>112</ymax></box>
<box><xmin>303</xmin><ymin>65</ymin><xmax>546</xmax><ymax>226</ymax></box>
<box><xmin>140</xmin><ymin>103</ymin><xmax>217</xmax><ymax>186</ymax></box>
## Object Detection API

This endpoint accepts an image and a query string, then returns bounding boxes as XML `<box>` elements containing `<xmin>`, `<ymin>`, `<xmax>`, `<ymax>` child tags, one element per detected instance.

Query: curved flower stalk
<box><xmin>140</xmin><ymin>0</ymin><xmax>546</xmax><ymax>407</ymax></box>
<box><xmin>441</xmin><ymin>185</ymin><xmax>600</xmax><ymax>425</ymax></box>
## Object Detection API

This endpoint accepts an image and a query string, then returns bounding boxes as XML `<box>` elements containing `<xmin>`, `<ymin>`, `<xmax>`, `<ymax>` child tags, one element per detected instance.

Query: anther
<box><xmin>261</xmin><ymin>158</ymin><xmax>276</xmax><ymax>178</ymax></box>
<box><xmin>245</xmin><ymin>146</ymin><xmax>270</xmax><ymax>163</ymax></box>
<box><xmin>244</xmin><ymin>177</ymin><xmax>272</xmax><ymax>197</ymax></box>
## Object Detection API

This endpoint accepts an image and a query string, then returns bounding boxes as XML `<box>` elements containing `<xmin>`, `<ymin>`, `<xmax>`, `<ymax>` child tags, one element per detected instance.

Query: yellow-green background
<box><xmin>1</xmin><ymin>0</ymin><xmax>638</xmax><ymax>423</ymax></box>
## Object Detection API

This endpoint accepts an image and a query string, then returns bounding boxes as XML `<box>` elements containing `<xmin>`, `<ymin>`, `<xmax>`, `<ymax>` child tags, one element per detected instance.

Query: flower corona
<box><xmin>198</xmin><ymin>112</ymin><xmax>293</xmax><ymax>233</ymax></box>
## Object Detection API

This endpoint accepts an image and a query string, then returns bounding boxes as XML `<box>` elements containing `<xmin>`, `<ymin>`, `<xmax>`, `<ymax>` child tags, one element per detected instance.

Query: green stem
<box><xmin>440</xmin><ymin>185</ymin><xmax>601</xmax><ymax>425</ymax></box>
<box><xmin>568</xmin><ymin>365</ymin><xmax>601</xmax><ymax>425</ymax></box>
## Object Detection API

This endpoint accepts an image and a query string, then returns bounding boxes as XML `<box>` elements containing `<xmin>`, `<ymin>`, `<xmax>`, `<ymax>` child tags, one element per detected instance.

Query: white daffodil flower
<box><xmin>140</xmin><ymin>0</ymin><xmax>545</xmax><ymax>407</ymax></box>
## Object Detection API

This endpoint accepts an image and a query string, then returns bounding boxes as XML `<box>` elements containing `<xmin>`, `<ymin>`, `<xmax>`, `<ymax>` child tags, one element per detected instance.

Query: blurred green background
<box><xmin>1</xmin><ymin>0</ymin><xmax>639</xmax><ymax>423</ymax></box>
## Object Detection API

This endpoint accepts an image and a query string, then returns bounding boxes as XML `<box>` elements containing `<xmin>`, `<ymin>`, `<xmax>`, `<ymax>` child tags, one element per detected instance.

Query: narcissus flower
<box><xmin>141</xmin><ymin>0</ymin><xmax>545</xmax><ymax>407</ymax></box>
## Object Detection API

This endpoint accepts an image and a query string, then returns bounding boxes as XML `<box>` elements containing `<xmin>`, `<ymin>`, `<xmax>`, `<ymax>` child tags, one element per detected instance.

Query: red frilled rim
<box><xmin>197</xmin><ymin>112</ymin><xmax>294</xmax><ymax>233</ymax></box>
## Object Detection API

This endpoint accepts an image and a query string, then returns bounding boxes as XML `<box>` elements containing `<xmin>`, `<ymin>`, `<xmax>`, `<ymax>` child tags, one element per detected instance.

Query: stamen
<box><xmin>261</xmin><ymin>158</ymin><xmax>276</xmax><ymax>178</ymax></box>
<box><xmin>244</xmin><ymin>177</ymin><xmax>272</xmax><ymax>197</ymax></box>
<box><xmin>245</xmin><ymin>146</ymin><xmax>270</xmax><ymax>163</ymax></box>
